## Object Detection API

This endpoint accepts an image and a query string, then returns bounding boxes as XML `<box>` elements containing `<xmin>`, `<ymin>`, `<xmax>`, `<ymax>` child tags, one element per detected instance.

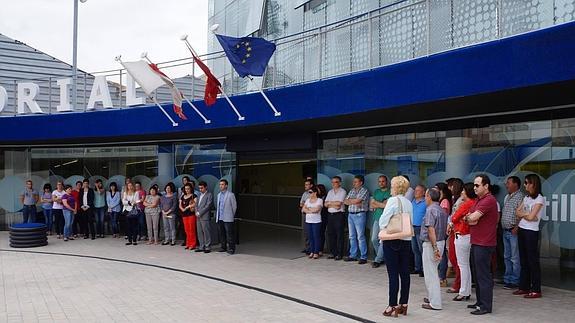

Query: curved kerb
<box><xmin>0</xmin><ymin>248</ymin><xmax>376</xmax><ymax>323</ymax></box>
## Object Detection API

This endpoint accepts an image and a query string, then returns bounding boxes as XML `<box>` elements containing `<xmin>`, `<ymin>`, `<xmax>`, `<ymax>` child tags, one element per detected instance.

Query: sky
<box><xmin>0</xmin><ymin>0</ymin><xmax>209</xmax><ymax>78</ymax></box>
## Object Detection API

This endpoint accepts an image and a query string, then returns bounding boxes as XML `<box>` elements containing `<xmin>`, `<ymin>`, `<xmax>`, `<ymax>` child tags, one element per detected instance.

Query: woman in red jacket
<box><xmin>448</xmin><ymin>182</ymin><xmax>477</xmax><ymax>301</ymax></box>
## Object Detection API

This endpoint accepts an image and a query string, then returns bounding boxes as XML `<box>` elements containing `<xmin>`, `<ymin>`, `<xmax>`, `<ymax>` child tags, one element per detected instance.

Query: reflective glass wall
<box><xmin>0</xmin><ymin>143</ymin><xmax>235</xmax><ymax>229</ymax></box>
<box><xmin>208</xmin><ymin>0</ymin><xmax>575</xmax><ymax>94</ymax></box>
<box><xmin>318</xmin><ymin>117</ymin><xmax>575</xmax><ymax>290</ymax></box>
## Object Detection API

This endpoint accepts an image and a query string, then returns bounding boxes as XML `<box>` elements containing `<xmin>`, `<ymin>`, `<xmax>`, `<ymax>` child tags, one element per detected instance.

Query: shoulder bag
<box><xmin>379</xmin><ymin>196</ymin><xmax>414</xmax><ymax>241</ymax></box>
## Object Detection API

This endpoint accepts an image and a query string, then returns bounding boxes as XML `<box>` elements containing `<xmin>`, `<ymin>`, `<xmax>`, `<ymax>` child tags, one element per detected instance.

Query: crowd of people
<box><xmin>19</xmin><ymin>176</ymin><xmax>238</xmax><ymax>255</ymax></box>
<box><xmin>298</xmin><ymin>173</ymin><xmax>544</xmax><ymax>316</ymax></box>
<box><xmin>19</xmin><ymin>171</ymin><xmax>545</xmax><ymax>316</ymax></box>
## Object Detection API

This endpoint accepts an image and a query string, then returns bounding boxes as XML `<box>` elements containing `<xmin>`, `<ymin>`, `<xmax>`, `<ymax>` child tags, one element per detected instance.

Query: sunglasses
<box><xmin>308</xmin><ymin>190</ymin><xmax>314</xmax><ymax>194</ymax></box>
<box><xmin>473</xmin><ymin>184</ymin><xmax>481</xmax><ymax>187</ymax></box>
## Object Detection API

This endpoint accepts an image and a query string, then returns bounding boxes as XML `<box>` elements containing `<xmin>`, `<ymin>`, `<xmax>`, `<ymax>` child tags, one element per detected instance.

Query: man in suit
<box><xmin>215</xmin><ymin>179</ymin><xmax>237</xmax><ymax>255</ymax></box>
<box><xmin>195</xmin><ymin>181</ymin><xmax>213</xmax><ymax>253</ymax></box>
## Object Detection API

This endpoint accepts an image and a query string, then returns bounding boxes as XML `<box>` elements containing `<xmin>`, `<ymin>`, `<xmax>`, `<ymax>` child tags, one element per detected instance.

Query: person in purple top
<box><xmin>61</xmin><ymin>185</ymin><xmax>77</xmax><ymax>241</ymax></box>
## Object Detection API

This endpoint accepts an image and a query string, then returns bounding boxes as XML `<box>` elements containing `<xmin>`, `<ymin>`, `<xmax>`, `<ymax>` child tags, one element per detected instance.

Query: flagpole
<box><xmin>115</xmin><ymin>55</ymin><xmax>178</xmax><ymax>127</ymax></box>
<box><xmin>248</xmin><ymin>76</ymin><xmax>281</xmax><ymax>117</ymax></box>
<box><xmin>141</xmin><ymin>53</ymin><xmax>211</xmax><ymax>124</ymax></box>
<box><xmin>180</xmin><ymin>36</ymin><xmax>245</xmax><ymax>121</ymax></box>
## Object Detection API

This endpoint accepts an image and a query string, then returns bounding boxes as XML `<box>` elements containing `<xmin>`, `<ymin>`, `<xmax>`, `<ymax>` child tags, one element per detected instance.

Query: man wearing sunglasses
<box><xmin>464</xmin><ymin>174</ymin><xmax>499</xmax><ymax>315</ymax></box>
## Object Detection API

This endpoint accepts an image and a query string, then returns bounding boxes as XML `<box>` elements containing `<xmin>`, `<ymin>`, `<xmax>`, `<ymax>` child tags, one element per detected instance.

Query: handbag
<box><xmin>379</xmin><ymin>196</ymin><xmax>414</xmax><ymax>241</ymax></box>
<box><xmin>126</xmin><ymin>207</ymin><xmax>139</xmax><ymax>218</ymax></box>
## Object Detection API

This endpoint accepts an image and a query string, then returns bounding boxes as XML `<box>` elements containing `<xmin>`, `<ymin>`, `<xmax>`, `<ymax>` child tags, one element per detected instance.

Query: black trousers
<box><xmin>72</xmin><ymin>209</ymin><xmax>81</xmax><ymax>235</ymax></box>
<box><xmin>327</xmin><ymin>212</ymin><xmax>346</xmax><ymax>257</ymax></box>
<box><xmin>319</xmin><ymin>211</ymin><xmax>328</xmax><ymax>253</ymax></box>
<box><xmin>472</xmin><ymin>244</ymin><xmax>495</xmax><ymax>312</ymax></box>
<box><xmin>53</xmin><ymin>209</ymin><xmax>64</xmax><ymax>235</ymax></box>
<box><xmin>176</xmin><ymin>213</ymin><xmax>186</xmax><ymax>243</ymax></box>
<box><xmin>518</xmin><ymin>228</ymin><xmax>541</xmax><ymax>293</ymax></box>
<box><xmin>218</xmin><ymin>220</ymin><xmax>235</xmax><ymax>252</ymax></box>
<box><xmin>79</xmin><ymin>208</ymin><xmax>95</xmax><ymax>238</ymax></box>
<box><xmin>126</xmin><ymin>216</ymin><xmax>139</xmax><ymax>243</ymax></box>
<box><xmin>382</xmin><ymin>239</ymin><xmax>411</xmax><ymax>306</ymax></box>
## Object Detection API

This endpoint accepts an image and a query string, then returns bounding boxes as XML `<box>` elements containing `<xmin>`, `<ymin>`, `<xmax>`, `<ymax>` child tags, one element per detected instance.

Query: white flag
<box><xmin>121</xmin><ymin>60</ymin><xmax>187</xmax><ymax>120</ymax></box>
<box><xmin>121</xmin><ymin>60</ymin><xmax>166</xmax><ymax>96</ymax></box>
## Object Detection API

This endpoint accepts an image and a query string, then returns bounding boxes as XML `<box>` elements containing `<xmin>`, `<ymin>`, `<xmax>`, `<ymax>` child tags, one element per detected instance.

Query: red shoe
<box><xmin>512</xmin><ymin>289</ymin><xmax>529</xmax><ymax>295</ymax></box>
<box><xmin>524</xmin><ymin>292</ymin><xmax>542</xmax><ymax>299</ymax></box>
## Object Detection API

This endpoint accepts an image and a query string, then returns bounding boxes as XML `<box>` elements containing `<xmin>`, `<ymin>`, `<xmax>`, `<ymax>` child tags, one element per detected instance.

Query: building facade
<box><xmin>1</xmin><ymin>0</ymin><xmax>575</xmax><ymax>290</ymax></box>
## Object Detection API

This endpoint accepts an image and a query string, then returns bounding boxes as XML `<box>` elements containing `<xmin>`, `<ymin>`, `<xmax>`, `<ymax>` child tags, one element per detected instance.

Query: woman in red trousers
<box><xmin>179</xmin><ymin>183</ymin><xmax>197</xmax><ymax>250</ymax></box>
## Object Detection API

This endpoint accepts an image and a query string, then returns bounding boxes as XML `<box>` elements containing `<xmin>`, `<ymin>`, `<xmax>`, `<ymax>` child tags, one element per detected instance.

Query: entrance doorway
<box><xmin>235</xmin><ymin>151</ymin><xmax>316</xmax><ymax>258</ymax></box>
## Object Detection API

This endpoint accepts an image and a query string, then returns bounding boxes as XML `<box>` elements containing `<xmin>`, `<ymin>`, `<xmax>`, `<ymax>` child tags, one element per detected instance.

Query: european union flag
<box><xmin>215</xmin><ymin>34</ymin><xmax>276</xmax><ymax>78</ymax></box>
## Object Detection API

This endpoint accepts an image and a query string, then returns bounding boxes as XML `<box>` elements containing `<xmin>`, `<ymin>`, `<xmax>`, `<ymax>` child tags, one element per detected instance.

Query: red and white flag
<box><xmin>121</xmin><ymin>60</ymin><xmax>187</xmax><ymax>120</ymax></box>
<box><xmin>190</xmin><ymin>52</ymin><xmax>221</xmax><ymax>106</ymax></box>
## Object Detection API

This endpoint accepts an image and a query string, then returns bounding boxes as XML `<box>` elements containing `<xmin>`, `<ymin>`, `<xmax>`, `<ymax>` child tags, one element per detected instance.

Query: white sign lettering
<box><xmin>0</xmin><ymin>86</ymin><xmax>7</xmax><ymax>112</ymax></box>
<box><xmin>56</xmin><ymin>78</ymin><xmax>73</xmax><ymax>112</ymax></box>
<box><xmin>17</xmin><ymin>83</ymin><xmax>44</xmax><ymax>114</ymax></box>
<box><xmin>87</xmin><ymin>76</ymin><xmax>113</xmax><ymax>110</ymax></box>
<box><xmin>2</xmin><ymin>75</ymin><xmax>149</xmax><ymax>115</ymax></box>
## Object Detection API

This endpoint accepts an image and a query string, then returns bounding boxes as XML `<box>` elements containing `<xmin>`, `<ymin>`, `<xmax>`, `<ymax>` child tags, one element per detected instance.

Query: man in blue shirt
<box><xmin>411</xmin><ymin>184</ymin><xmax>427</xmax><ymax>276</ymax></box>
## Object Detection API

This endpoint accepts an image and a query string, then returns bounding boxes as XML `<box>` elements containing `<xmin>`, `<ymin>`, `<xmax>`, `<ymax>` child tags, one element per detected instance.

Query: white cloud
<box><xmin>0</xmin><ymin>0</ymin><xmax>208</xmax><ymax>78</ymax></box>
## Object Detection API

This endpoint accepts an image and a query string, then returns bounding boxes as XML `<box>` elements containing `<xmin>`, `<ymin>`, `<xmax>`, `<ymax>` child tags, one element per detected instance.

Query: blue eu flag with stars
<box><xmin>215</xmin><ymin>34</ymin><xmax>276</xmax><ymax>78</ymax></box>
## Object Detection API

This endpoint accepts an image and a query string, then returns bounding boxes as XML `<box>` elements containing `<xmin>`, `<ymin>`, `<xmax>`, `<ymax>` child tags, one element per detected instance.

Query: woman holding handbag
<box><xmin>378</xmin><ymin>176</ymin><xmax>414</xmax><ymax>317</ymax></box>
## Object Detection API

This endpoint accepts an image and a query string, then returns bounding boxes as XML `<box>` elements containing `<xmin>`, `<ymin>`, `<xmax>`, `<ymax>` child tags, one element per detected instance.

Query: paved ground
<box><xmin>1</xmin><ymin>232</ymin><xmax>574</xmax><ymax>322</ymax></box>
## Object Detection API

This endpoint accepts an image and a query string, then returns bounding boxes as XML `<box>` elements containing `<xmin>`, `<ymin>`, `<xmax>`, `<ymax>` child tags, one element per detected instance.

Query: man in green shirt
<box><xmin>370</xmin><ymin>175</ymin><xmax>391</xmax><ymax>268</ymax></box>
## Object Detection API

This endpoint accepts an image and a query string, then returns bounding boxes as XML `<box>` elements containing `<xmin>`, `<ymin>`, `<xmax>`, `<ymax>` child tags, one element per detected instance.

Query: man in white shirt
<box><xmin>325</xmin><ymin>176</ymin><xmax>347</xmax><ymax>260</ymax></box>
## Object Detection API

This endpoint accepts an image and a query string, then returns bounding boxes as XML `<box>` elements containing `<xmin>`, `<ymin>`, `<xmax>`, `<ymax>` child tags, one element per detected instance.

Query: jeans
<box><xmin>370</xmin><ymin>220</ymin><xmax>385</xmax><ymax>263</ymax></box>
<box><xmin>472</xmin><ymin>244</ymin><xmax>495</xmax><ymax>312</ymax></box>
<box><xmin>22</xmin><ymin>205</ymin><xmax>36</xmax><ymax>223</ymax></box>
<box><xmin>411</xmin><ymin>226</ymin><xmax>423</xmax><ymax>272</ymax></box>
<box><xmin>63</xmin><ymin>209</ymin><xmax>74</xmax><ymax>238</ymax></box>
<box><xmin>94</xmin><ymin>207</ymin><xmax>106</xmax><ymax>236</ymax></box>
<box><xmin>348</xmin><ymin>212</ymin><xmax>367</xmax><ymax>260</ymax></box>
<box><xmin>43</xmin><ymin>208</ymin><xmax>53</xmax><ymax>233</ymax></box>
<box><xmin>382</xmin><ymin>239</ymin><xmax>411</xmax><ymax>306</ymax></box>
<box><xmin>219</xmin><ymin>221</ymin><xmax>235</xmax><ymax>252</ymax></box>
<box><xmin>306</xmin><ymin>222</ymin><xmax>322</xmax><ymax>254</ymax></box>
<box><xmin>423</xmin><ymin>240</ymin><xmax>445</xmax><ymax>309</ymax></box>
<box><xmin>109</xmin><ymin>211</ymin><xmax>120</xmax><ymax>234</ymax></box>
<box><xmin>327</xmin><ymin>212</ymin><xmax>346</xmax><ymax>258</ymax></box>
<box><xmin>455</xmin><ymin>234</ymin><xmax>471</xmax><ymax>297</ymax></box>
<box><xmin>502</xmin><ymin>229</ymin><xmax>521</xmax><ymax>285</ymax></box>
<box><xmin>518</xmin><ymin>228</ymin><xmax>541</xmax><ymax>293</ymax></box>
